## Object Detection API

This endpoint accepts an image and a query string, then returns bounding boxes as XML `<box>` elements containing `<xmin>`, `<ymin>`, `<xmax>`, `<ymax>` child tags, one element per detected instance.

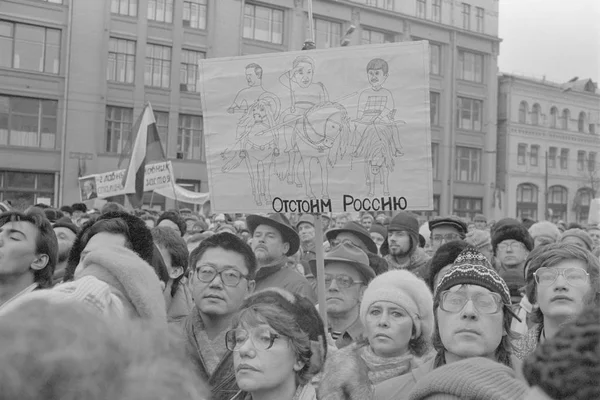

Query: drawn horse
<box><xmin>280</xmin><ymin>102</ymin><xmax>352</xmax><ymax>199</ymax></box>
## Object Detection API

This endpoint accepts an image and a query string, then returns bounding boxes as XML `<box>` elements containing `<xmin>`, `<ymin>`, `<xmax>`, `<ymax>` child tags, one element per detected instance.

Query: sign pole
<box><xmin>313</xmin><ymin>213</ymin><xmax>328</xmax><ymax>332</ymax></box>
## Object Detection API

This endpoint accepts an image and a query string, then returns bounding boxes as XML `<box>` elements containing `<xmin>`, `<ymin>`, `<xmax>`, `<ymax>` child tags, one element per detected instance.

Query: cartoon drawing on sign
<box><xmin>227</xmin><ymin>63</ymin><xmax>280</xmax><ymax>115</ymax></box>
<box><xmin>278</xmin><ymin>56</ymin><xmax>329</xmax><ymax>187</ymax></box>
<box><xmin>352</xmin><ymin>58</ymin><xmax>406</xmax><ymax>197</ymax></box>
<box><xmin>221</xmin><ymin>96</ymin><xmax>282</xmax><ymax>206</ymax></box>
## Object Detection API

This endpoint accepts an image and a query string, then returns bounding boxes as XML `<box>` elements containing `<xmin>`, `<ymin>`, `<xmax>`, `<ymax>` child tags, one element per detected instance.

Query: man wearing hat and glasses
<box><xmin>247</xmin><ymin>213</ymin><xmax>316</xmax><ymax>303</ymax></box>
<box><xmin>428</xmin><ymin>215</ymin><xmax>468</xmax><ymax>254</ymax></box>
<box><xmin>310</xmin><ymin>242</ymin><xmax>376</xmax><ymax>349</ymax></box>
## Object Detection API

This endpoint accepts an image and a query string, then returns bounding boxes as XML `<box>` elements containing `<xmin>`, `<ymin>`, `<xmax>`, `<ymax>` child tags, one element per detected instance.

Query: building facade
<box><xmin>497</xmin><ymin>74</ymin><xmax>600</xmax><ymax>224</ymax></box>
<box><xmin>0</xmin><ymin>0</ymin><xmax>499</xmax><ymax>215</ymax></box>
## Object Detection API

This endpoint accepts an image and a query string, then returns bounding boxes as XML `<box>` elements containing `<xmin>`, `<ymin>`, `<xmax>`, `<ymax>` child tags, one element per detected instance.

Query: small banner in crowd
<box><xmin>199</xmin><ymin>41</ymin><xmax>433</xmax><ymax>214</ymax></box>
<box><xmin>78</xmin><ymin>161</ymin><xmax>175</xmax><ymax>201</ymax></box>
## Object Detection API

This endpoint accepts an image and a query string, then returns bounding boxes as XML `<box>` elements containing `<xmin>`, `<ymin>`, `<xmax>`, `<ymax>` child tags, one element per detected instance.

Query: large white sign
<box><xmin>200</xmin><ymin>42</ymin><xmax>433</xmax><ymax>214</ymax></box>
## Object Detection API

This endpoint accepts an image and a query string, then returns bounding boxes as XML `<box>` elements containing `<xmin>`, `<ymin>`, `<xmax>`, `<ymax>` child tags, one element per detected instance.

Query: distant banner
<box><xmin>200</xmin><ymin>41</ymin><xmax>433</xmax><ymax>213</ymax></box>
<box><xmin>79</xmin><ymin>161</ymin><xmax>174</xmax><ymax>200</ymax></box>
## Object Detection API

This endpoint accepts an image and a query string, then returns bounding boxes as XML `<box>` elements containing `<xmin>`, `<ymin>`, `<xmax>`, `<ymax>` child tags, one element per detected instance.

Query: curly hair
<box><xmin>522</xmin><ymin>304</ymin><xmax>600</xmax><ymax>400</ymax></box>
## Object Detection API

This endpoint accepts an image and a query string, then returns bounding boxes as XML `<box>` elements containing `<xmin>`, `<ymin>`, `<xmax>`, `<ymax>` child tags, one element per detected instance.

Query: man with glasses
<box><xmin>492</xmin><ymin>223</ymin><xmax>534</xmax><ymax>304</ymax></box>
<box><xmin>309</xmin><ymin>242</ymin><xmax>375</xmax><ymax>349</ymax></box>
<box><xmin>181</xmin><ymin>232</ymin><xmax>256</xmax><ymax>400</ymax></box>
<box><xmin>428</xmin><ymin>216</ymin><xmax>468</xmax><ymax>254</ymax></box>
<box><xmin>514</xmin><ymin>243</ymin><xmax>599</xmax><ymax>360</ymax></box>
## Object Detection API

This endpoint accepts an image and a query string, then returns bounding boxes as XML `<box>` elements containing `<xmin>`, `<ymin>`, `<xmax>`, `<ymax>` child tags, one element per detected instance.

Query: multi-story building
<box><xmin>497</xmin><ymin>74</ymin><xmax>600</xmax><ymax>224</ymax></box>
<box><xmin>0</xmin><ymin>0</ymin><xmax>500</xmax><ymax>215</ymax></box>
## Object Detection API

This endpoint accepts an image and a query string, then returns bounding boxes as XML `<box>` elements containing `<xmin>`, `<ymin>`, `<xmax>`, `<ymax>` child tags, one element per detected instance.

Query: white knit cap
<box><xmin>359</xmin><ymin>270</ymin><xmax>434</xmax><ymax>340</ymax></box>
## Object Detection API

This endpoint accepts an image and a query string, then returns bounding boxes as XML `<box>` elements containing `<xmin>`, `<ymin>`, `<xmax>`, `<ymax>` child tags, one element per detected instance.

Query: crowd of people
<box><xmin>0</xmin><ymin>201</ymin><xmax>598</xmax><ymax>400</ymax></box>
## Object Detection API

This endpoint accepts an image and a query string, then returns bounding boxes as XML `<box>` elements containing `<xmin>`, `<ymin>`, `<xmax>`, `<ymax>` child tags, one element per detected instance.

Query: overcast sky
<box><xmin>498</xmin><ymin>0</ymin><xmax>600</xmax><ymax>83</ymax></box>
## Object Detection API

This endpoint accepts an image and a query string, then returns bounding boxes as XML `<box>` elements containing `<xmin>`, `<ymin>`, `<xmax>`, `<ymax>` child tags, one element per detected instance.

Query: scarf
<box><xmin>190</xmin><ymin>307</ymin><xmax>229</xmax><ymax>375</ymax></box>
<box><xmin>359</xmin><ymin>345</ymin><xmax>413</xmax><ymax>385</ymax></box>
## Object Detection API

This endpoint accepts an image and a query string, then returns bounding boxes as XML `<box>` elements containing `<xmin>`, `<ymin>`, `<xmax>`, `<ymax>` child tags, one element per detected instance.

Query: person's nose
<box><xmin>327</xmin><ymin>278</ymin><xmax>340</xmax><ymax>292</ymax></box>
<box><xmin>460</xmin><ymin>299</ymin><xmax>479</xmax><ymax>321</ymax></box>
<box><xmin>208</xmin><ymin>273</ymin><xmax>224</xmax><ymax>289</ymax></box>
<box><xmin>553</xmin><ymin>272</ymin><xmax>569</xmax><ymax>291</ymax></box>
<box><xmin>377</xmin><ymin>312</ymin><xmax>390</xmax><ymax>328</ymax></box>
<box><xmin>237</xmin><ymin>336</ymin><xmax>256</xmax><ymax>359</ymax></box>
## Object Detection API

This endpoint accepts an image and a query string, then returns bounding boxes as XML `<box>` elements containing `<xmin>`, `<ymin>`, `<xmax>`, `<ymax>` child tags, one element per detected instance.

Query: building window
<box><xmin>517</xmin><ymin>143</ymin><xmax>526</xmax><ymax>165</ymax></box>
<box><xmin>107</xmin><ymin>38</ymin><xmax>135</xmax><ymax>84</ymax></box>
<box><xmin>176</xmin><ymin>179</ymin><xmax>202</xmax><ymax>211</ymax></box>
<box><xmin>105</xmin><ymin>106</ymin><xmax>133</xmax><ymax>153</ymax></box>
<box><xmin>360</xmin><ymin>0</ymin><xmax>396</xmax><ymax>11</ymax></box>
<box><xmin>456</xmin><ymin>97</ymin><xmax>482</xmax><ymax>131</ymax></box>
<box><xmin>111</xmin><ymin>0</ymin><xmax>137</xmax><ymax>17</ymax></box>
<box><xmin>429</xmin><ymin>42</ymin><xmax>441</xmax><ymax>75</ymax></box>
<box><xmin>516</xmin><ymin>183</ymin><xmax>538</xmax><ymax>220</ymax></box>
<box><xmin>180</xmin><ymin>49</ymin><xmax>205</xmax><ymax>92</ymax></box>
<box><xmin>0</xmin><ymin>21</ymin><xmax>61</xmax><ymax>74</ymax></box>
<box><xmin>361</xmin><ymin>29</ymin><xmax>394</xmax><ymax>45</ymax></box>
<box><xmin>455</xmin><ymin>146</ymin><xmax>481</xmax><ymax>182</ymax></box>
<box><xmin>153</xmin><ymin>111</ymin><xmax>169</xmax><ymax>152</ymax></box>
<box><xmin>312</xmin><ymin>18</ymin><xmax>341</xmax><ymax>49</ymax></box>
<box><xmin>575</xmin><ymin>188</ymin><xmax>594</xmax><ymax>224</ymax></box>
<box><xmin>145</xmin><ymin>44</ymin><xmax>171</xmax><ymax>88</ymax></box>
<box><xmin>531</xmin><ymin>103</ymin><xmax>541</xmax><ymax>125</ymax></box>
<box><xmin>432</xmin><ymin>0</ymin><xmax>442</xmax><ymax>22</ymax></box>
<box><xmin>243</xmin><ymin>3</ymin><xmax>283</xmax><ymax>44</ymax></box>
<box><xmin>453</xmin><ymin>196</ymin><xmax>482</xmax><ymax>220</ymax></box>
<box><xmin>414</xmin><ymin>194</ymin><xmax>440</xmax><ymax>218</ymax></box>
<box><xmin>148</xmin><ymin>0</ymin><xmax>173</xmax><ymax>23</ymax></box>
<box><xmin>458</xmin><ymin>50</ymin><xmax>483</xmax><ymax>83</ymax></box>
<box><xmin>518</xmin><ymin>101</ymin><xmax>528</xmax><ymax>124</ymax></box>
<box><xmin>475</xmin><ymin>7</ymin><xmax>484</xmax><ymax>33</ymax></box>
<box><xmin>183</xmin><ymin>0</ymin><xmax>208</xmax><ymax>30</ymax></box>
<box><xmin>590</xmin><ymin>124</ymin><xmax>596</xmax><ymax>134</ymax></box>
<box><xmin>562</xmin><ymin>109</ymin><xmax>570</xmax><ymax>130</ymax></box>
<box><xmin>462</xmin><ymin>3</ymin><xmax>471</xmax><ymax>30</ymax></box>
<box><xmin>432</xmin><ymin>142</ymin><xmax>439</xmax><ymax>180</ymax></box>
<box><xmin>530</xmin><ymin>145</ymin><xmax>539</xmax><ymax>166</ymax></box>
<box><xmin>548</xmin><ymin>147</ymin><xmax>557</xmax><ymax>168</ymax></box>
<box><xmin>548</xmin><ymin>185</ymin><xmax>568</xmax><ymax>222</ymax></box>
<box><xmin>578</xmin><ymin>151</ymin><xmax>586</xmax><ymax>171</ymax></box>
<box><xmin>588</xmin><ymin>152</ymin><xmax>596</xmax><ymax>172</ymax></box>
<box><xmin>416</xmin><ymin>0</ymin><xmax>426</xmax><ymax>18</ymax></box>
<box><xmin>0</xmin><ymin>96</ymin><xmax>57</xmax><ymax>149</ymax></box>
<box><xmin>578</xmin><ymin>111</ymin><xmax>586</xmax><ymax>133</ymax></box>
<box><xmin>560</xmin><ymin>148</ymin><xmax>569</xmax><ymax>170</ymax></box>
<box><xmin>177</xmin><ymin>114</ymin><xmax>204</xmax><ymax>161</ymax></box>
<box><xmin>0</xmin><ymin>171</ymin><xmax>55</xmax><ymax>210</ymax></box>
<box><xmin>430</xmin><ymin>92</ymin><xmax>440</xmax><ymax>126</ymax></box>
<box><xmin>550</xmin><ymin>107</ymin><xmax>558</xmax><ymax>128</ymax></box>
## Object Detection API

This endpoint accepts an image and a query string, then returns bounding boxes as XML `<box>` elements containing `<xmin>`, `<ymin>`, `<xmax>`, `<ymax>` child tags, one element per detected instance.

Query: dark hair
<box><xmin>63</xmin><ymin>218</ymin><xmax>97</xmax><ymax>282</ymax></box>
<box><xmin>156</xmin><ymin>211</ymin><xmax>186</xmax><ymax>236</ymax></box>
<box><xmin>151</xmin><ymin>245</ymin><xmax>170</xmax><ymax>285</ymax></box>
<box><xmin>522</xmin><ymin>304</ymin><xmax>599</xmax><ymax>399</ymax></box>
<box><xmin>79</xmin><ymin>218</ymin><xmax>133</xmax><ymax>251</ymax></box>
<box><xmin>43</xmin><ymin>208</ymin><xmax>64</xmax><ymax>223</ymax></box>
<box><xmin>0</xmin><ymin>209</ymin><xmax>58</xmax><ymax>288</ymax></box>
<box><xmin>59</xmin><ymin>205</ymin><xmax>73</xmax><ymax>215</ymax></box>
<box><xmin>189</xmin><ymin>232</ymin><xmax>257</xmax><ymax>279</ymax></box>
<box><xmin>33</xmin><ymin>203</ymin><xmax>51</xmax><ymax>210</ymax></box>
<box><xmin>426</xmin><ymin>240</ymin><xmax>469</xmax><ymax>291</ymax></box>
<box><xmin>71</xmin><ymin>203</ymin><xmax>88</xmax><ymax>213</ymax></box>
<box><xmin>151</xmin><ymin>226</ymin><xmax>189</xmax><ymax>297</ymax></box>
<box><xmin>366</xmin><ymin>58</ymin><xmax>389</xmax><ymax>75</ymax></box>
<box><xmin>525</xmin><ymin>243</ymin><xmax>600</xmax><ymax>325</ymax></box>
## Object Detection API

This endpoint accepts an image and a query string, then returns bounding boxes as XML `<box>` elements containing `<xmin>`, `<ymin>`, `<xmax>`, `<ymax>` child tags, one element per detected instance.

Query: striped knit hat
<box><xmin>434</xmin><ymin>247</ymin><xmax>511</xmax><ymax>305</ymax></box>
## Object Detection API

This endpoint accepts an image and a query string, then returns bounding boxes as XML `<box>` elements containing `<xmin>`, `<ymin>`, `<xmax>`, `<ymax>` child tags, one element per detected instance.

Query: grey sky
<box><xmin>498</xmin><ymin>0</ymin><xmax>600</xmax><ymax>83</ymax></box>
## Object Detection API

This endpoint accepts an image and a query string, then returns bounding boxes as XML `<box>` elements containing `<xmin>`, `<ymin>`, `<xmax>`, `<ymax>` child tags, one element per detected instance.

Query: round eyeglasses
<box><xmin>325</xmin><ymin>273</ymin><xmax>363</xmax><ymax>289</ymax></box>
<box><xmin>440</xmin><ymin>290</ymin><xmax>504</xmax><ymax>314</ymax></box>
<box><xmin>534</xmin><ymin>267</ymin><xmax>589</xmax><ymax>287</ymax></box>
<box><xmin>225</xmin><ymin>327</ymin><xmax>281</xmax><ymax>351</ymax></box>
<box><xmin>431</xmin><ymin>233</ymin><xmax>461</xmax><ymax>244</ymax></box>
<box><xmin>194</xmin><ymin>265</ymin><xmax>248</xmax><ymax>287</ymax></box>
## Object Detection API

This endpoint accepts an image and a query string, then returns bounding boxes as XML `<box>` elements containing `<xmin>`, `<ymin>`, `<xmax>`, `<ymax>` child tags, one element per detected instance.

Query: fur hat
<box><xmin>560</xmin><ymin>228</ymin><xmax>594</xmax><ymax>251</ymax></box>
<box><xmin>465</xmin><ymin>229</ymin><xmax>491</xmax><ymax>250</ymax></box>
<box><xmin>492</xmin><ymin>223</ymin><xmax>534</xmax><ymax>253</ymax></box>
<box><xmin>360</xmin><ymin>270</ymin><xmax>434</xmax><ymax>340</ymax></box>
<box><xmin>528</xmin><ymin>220</ymin><xmax>561</xmax><ymax>242</ymax></box>
<box><xmin>408</xmin><ymin>357</ymin><xmax>527</xmax><ymax>400</ymax></box>
<box><xmin>53</xmin><ymin>217</ymin><xmax>80</xmax><ymax>235</ymax></box>
<box><xmin>490</xmin><ymin>218</ymin><xmax>521</xmax><ymax>235</ymax></box>
<box><xmin>96</xmin><ymin>211</ymin><xmax>155</xmax><ymax>264</ymax></box>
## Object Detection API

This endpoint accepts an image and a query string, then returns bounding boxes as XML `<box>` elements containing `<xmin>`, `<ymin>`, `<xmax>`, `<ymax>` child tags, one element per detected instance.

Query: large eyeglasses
<box><xmin>431</xmin><ymin>233</ymin><xmax>460</xmax><ymax>243</ymax></box>
<box><xmin>496</xmin><ymin>241</ymin><xmax>525</xmax><ymax>252</ymax></box>
<box><xmin>225</xmin><ymin>327</ymin><xmax>281</xmax><ymax>351</ymax></box>
<box><xmin>440</xmin><ymin>291</ymin><xmax>504</xmax><ymax>314</ymax></box>
<box><xmin>330</xmin><ymin>238</ymin><xmax>361</xmax><ymax>248</ymax></box>
<box><xmin>194</xmin><ymin>265</ymin><xmax>248</xmax><ymax>287</ymax></box>
<box><xmin>325</xmin><ymin>273</ymin><xmax>363</xmax><ymax>289</ymax></box>
<box><xmin>534</xmin><ymin>267</ymin><xmax>590</xmax><ymax>287</ymax></box>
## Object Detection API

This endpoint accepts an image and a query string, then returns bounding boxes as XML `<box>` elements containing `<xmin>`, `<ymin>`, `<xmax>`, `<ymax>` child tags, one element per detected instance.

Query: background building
<box><xmin>497</xmin><ymin>74</ymin><xmax>600</xmax><ymax>224</ymax></box>
<box><xmin>0</xmin><ymin>0</ymin><xmax>499</xmax><ymax>215</ymax></box>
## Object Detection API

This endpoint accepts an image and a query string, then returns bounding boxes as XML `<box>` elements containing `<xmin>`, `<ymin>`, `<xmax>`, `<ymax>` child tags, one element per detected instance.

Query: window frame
<box><xmin>588</xmin><ymin>152</ymin><xmax>596</xmax><ymax>172</ymax></box>
<box><xmin>454</xmin><ymin>146</ymin><xmax>481</xmax><ymax>182</ymax></box>
<box><xmin>183</xmin><ymin>0</ymin><xmax>208</xmax><ymax>30</ymax></box>
<box><xmin>462</xmin><ymin>3</ymin><xmax>471</xmax><ymax>30</ymax></box>
<box><xmin>311</xmin><ymin>17</ymin><xmax>342</xmax><ymax>49</ymax></box>
<box><xmin>518</xmin><ymin>101</ymin><xmax>528</xmax><ymax>124</ymax></box>
<box><xmin>560</xmin><ymin>148</ymin><xmax>569</xmax><ymax>170</ymax></box>
<box><xmin>517</xmin><ymin>143</ymin><xmax>526</xmax><ymax>165</ymax></box>
<box><xmin>530</xmin><ymin>145</ymin><xmax>539</xmax><ymax>166</ymax></box>
<box><xmin>177</xmin><ymin>114</ymin><xmax>204</xmax><ymax>161</ymax></box>
<box><xmin>432</xmin><ymin>142</ymin><xmax>439</xmax><ymax>180</ymax></box>
<box><xmin>531</xmin><ymin>103</ymin><xmax>541</xmax><ymax>125</ymax></box>
<box><xmin>180</xmin><ymin>48</ymin><xmax>205</xmax><ymax>92</ymax></box>
<box><xmin>548</xmin><ymin>147</ymin><xmax>557</xmax><ymax>168</ymax></box>
<box><xmin>456</xmin><ymin>96</ymin><xmax>483</xmax><ymax>131</ymax></box>
<box><xmin>243</xmin><ymin>2</ymin><xmax>284</xmax><ymax>44</ymax></box>
<box><xmin>145</xmin><ymin>43</ymin><xmax>172</xmax><ymax>89</ymax></box>
<box><xmin>432</xmin><ymin>0</ymin><xmax>442</xmax><ymax>22</ymax></box>
<box><xmin>1</xmin><ymin>21</ymin><xmax>61</xmax><ymax>74</ymax></box>
<box><xmin>416</xmin><ymin>0</ymin><xmax>427</xmax><ymax>19</ymax></box>
<box><xmin>361</xmin><ymin>28</ymin><xmax>395</xmax><ymax>45</ymax></box>
<box><xmin>0</xmin><ymin>95</ymin><xmax>58</xmax><ymax>149</ymax></box>
<box><xmin>105</xmin><ymin>105</ymin><xmax>134</xmax><ymax>154</ymax></box>
<box><xmin>452</xmin><ymin>196</ymin><xmax>483</xmax><ymax>220</ymax></box>
<box><xmin>430</xmin><ymin>91</ymin><xmax>440</xmax><ymax>126</ymax></box>
<box><xmin>516</xmin><ymin>183</ymin><xmax>538</xmax><ymax>220</ymax></box>
<box><xmin>147</xmin><ymin>0</ymin><xmax>174</xmax><ymax>23</ymax></box>
<box><xmin>457</xmin><ymin>50</ymin><xmax>484</xmax><ymax>83</ymax></box>
<box><xmin>111</xmin><ymin>0</ymin><xmax>138</xmax><ymax>17</ymax></box>
<box><xmin>107</xmin><ymin>37</ymin><xmax>136</xmax><ymax>84</ymax></box>
<box><xmin>475</xmin><ymin>7</ymin><xmax>484</xmax><ymax>33</ymax></box>
<box><xmin>550</xmin><ymin>107</ymin><xmax>558</xmax><ymax>128</ymax></box>
<box><xmin>0</xmin><ymin>170</ymin><xmax>56</xmax><ymax>210</ymax></box>
<box><xmin>562</xmin><ymin>109</ymin><xmax>570</xmax><ymax>130</ymax></box>
<box><xmin>577</xmin><ymin>151</ymin><xmax>586</xmax><ymax>171</ymax></box>
<box><xmin>578</xmin><ymin>111</ymin><xmax>586</xmax><ymax>133</ymax></box>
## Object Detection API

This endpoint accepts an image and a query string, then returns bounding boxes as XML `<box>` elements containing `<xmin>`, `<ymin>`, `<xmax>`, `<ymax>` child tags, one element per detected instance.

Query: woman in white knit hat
<box><xmin>318</xmin><ymin>270</ymin><xmax>434</xmax><ymax>400</ymax></box>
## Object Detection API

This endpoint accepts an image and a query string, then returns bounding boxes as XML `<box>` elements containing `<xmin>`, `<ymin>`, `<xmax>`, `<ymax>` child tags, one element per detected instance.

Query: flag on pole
<box><xmin>121</xmin><ymin>103</ymin><xmax>166</xmax><ymax>205</ymax></box>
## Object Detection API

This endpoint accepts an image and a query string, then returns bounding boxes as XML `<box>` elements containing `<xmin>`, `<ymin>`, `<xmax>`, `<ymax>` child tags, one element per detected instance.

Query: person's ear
<box><xmin>359</xmin><ymin>285</ymin><xmax>367</xmax><ymax>301</ymax></box>
<box><xmin>293</xmin><ymin>359</ymin><xmax>306</xmax><ymax>372</ymax></box>
<box><xmin>283</xmin><ymin>242</ymin><xmax>290</xmax><ymax>255</ymax></box>
<box><xmin>247</xmin><ymin>280</ymin><xmax>256</xmax><ymax>294</ymax></box>
<box><xmin>169</xmin><ymin>266</ymin><xmax>184</xmax><ymax>280</ymax></box>
<box><xmin>30</xmin><ymin>254</ymin><xmax>49</xmax><ymax>271</ymax></box>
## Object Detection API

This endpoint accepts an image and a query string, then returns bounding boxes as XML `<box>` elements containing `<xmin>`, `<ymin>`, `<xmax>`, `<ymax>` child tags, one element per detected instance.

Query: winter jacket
<box><xmin>230</xmin><ymin>384</ymin><xmax>317</xmax><ymax>400</ymax></box>
<box><xmin>384</xmin><ymin>247</ymin><xmax>430</xmax><ymax>279</ymax></box>
<box><xmin>255</xmin><ymin>258</ymin><xmax>317</xmax><ymax>303</ymax></box>
<box><xmin>167</xmin><ymin>282</ymin><xmax>193</xmax><ymax>328</ymax></box>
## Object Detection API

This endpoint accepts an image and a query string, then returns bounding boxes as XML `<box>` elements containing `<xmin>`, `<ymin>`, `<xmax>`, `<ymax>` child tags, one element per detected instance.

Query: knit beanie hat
<box><xmin>388</xmin><ymin>212</ymin><xmax>419</xmax><ymax>235</ymax></box>
<box><xmin>53</xmin><ymin>217</ymin><xmax>80</xmax><ymax>235</ymax></box>
<box><xmin>408</xmin><ymin>356</ymin><xmax>528</xmax><ymax>400</ymax></box>
<box><xmin>528</xmin><ymin>220</ymin><xmax>561</xmax><ymax>242</ymax></box>
<box><xmin>464</xmin><ymin>229</ymin><xmax>491</xmax><ymax>250</ymax></box>
<box><xmin>560</xmin><ymin>228</ymin><xmax>594</xmax><ymax>251</ymax></box>
<box><xmin>369</xmin><ymin>223</ymin><xmax>387</xmax><ymax>239</ymax></box>
<box><xmin>360</xmin><ymin>270</ymin><xmax>434</xmax><ymax>341</ymax></box>
<box><xmin>491</xmin><ymin>223</ymin><xmax>534</xmax><ymax>253</ymax></box>
<box><xmin>434</xmin><ymin>247</ymin><xmax>511</xmax><ymax>305</ymax></box>
<box><xmin>426</xmin><ymin>240</ymin><xmax>469</xmax><ymax>291</ymax></box>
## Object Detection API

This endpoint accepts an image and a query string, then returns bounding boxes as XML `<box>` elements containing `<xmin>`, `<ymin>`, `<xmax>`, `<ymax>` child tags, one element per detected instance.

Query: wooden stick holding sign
<box><xmin>312</xmin><ymin>213</ymin><xmax>328</xmax><ymax>332</ymax></box>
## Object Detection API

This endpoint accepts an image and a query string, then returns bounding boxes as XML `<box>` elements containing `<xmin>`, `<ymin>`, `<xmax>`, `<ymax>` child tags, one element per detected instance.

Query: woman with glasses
<box><xmin>514</xmin><ymin>243</ymin><xmax>600</xmax><ymax>360</ymax></box>
<box><xmin>227</xmin><ymin>288</ymin><xmax>327</xmax><ymax>400</ymax></box>
<box><xmin>318</xmin><ymin>269</ymin><xmax>434</xmax><ymax>400</ymax></box>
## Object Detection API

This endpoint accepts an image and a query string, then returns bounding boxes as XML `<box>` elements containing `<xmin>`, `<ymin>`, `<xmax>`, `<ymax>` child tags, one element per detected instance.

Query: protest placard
<box><xmin>200</xmin><ymin>41</ymin><xmax>433</xmax><ymax>214</ymax></box>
